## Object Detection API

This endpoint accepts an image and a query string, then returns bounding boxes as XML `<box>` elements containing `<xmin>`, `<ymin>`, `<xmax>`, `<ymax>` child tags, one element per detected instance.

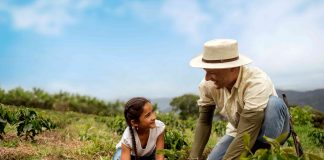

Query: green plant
<box><xmin>170</xmin><ymin>94</ymin><xmax>199</xmax><ymax>120</ymax></box>
<box><xmin>213</xmin><ymin>120</ymin><xmax>227</xmax><ymax>136</ymax></box>
<box><xmin>160</xmin><ymin>128</ymin><xmax>189</xmax><ymax>160</ymax></box>
<box><xmin>17</xmin><ymin>109</ymin><xmax>56</xmax><ymax>141</ymax></box>
<box><xmin>0</xmin><ymin>105</ymin><xmax>56</xmax><ymax>141</ymax></box>
<box><xmin>290</xmin><ymin>106</ymin><xmax>314</xmax><ymax>126</ymax></box>
<box><xmin>240</xmin><ymin>133</ymin><xmax>323</xmax><ymax>160</ymax></box>
<box><xmin>308</xmin><ymin>128</ymin><xmax>324</xmax><ymax>147</ymax></box>
<box><xmin>107</xmin><ymin>115</ymin><xmax>126</xmax><ymax>135</ymax></box>
<box><xmin>0</xmin><ymin>106</ymin><xmax>18</xmax><ymax>139</ymax></box>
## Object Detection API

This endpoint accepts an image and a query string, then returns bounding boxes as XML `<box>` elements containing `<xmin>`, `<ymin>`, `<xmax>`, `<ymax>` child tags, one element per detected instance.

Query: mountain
<box><xmin>277</xmin><ymin>89</ymin><xmax>324</xmax><ymax>112</ymax></box>
<box><xmin>151</xmin><ymin>98</ymin><xmax>173</xmax><ymax>112</ymax></box>
<box><xmin>152</xmin><ymin>89</ymin><xmax>324</xmax><ymax>113</ymax></box>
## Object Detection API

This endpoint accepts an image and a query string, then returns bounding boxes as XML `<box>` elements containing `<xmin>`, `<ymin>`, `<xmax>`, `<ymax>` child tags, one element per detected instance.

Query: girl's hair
<box><xmin>124</xmin><ymin>97</ymin><xmax>150</xmax><ymax>159</ymax></box>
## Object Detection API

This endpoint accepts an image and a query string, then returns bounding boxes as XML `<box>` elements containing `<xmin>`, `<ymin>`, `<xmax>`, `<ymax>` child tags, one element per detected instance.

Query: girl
<box><xmin>113</xmin><ymin>97</ymin><xmax>165</xmax><ymax>160</ymax></box>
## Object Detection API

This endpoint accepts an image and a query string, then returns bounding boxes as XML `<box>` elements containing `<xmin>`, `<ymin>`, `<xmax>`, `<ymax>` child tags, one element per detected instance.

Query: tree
<box><xmin>170</xmin><ymin>94</ymin><xmax>199</xmax><ymax>120</ymax></box>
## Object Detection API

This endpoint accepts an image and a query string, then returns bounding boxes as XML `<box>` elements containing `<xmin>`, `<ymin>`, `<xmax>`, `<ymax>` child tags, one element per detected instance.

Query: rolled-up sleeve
<box><xmin>197</xmin><ymin>80</ymin><xmax>216</xmax><ymax>107</ymax></box>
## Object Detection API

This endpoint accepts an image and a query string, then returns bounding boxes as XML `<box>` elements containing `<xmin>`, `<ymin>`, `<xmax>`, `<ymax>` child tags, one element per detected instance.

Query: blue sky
<box><xmin>0</xmin><ymin>0</ymin><xmax>324</xmax><ymax>100</ymax></box>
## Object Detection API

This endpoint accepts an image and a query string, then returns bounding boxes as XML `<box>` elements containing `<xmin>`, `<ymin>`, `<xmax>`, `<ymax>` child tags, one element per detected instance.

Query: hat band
<box><xmin>202</xmin><ymin>56</ymin><xmax>239</xmax><ymax>63</ymax></box>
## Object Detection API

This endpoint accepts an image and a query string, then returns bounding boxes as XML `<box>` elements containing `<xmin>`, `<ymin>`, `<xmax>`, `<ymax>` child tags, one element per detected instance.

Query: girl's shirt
<box><xmin>116</xmin><ymin>120</ymin><xmax>165</xmax><ymax>156</ymax></box>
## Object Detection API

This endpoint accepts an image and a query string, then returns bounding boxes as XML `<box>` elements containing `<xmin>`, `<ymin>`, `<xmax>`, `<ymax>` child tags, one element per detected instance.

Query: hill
<box><xmin>277</xmin><ymin>89</ymin><xmax>324</xmax><ymax>112</ymax></box>
<box><xmin>153</xmin><ymin>89</ymin><xmax>324</xmax><ymax>112</ymax></box>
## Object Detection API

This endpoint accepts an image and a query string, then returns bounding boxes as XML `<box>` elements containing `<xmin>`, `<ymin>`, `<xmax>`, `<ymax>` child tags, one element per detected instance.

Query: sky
<box><xmin>0</xmin><ymin>0</ymin><xmax>324</xmax><ymax>101</ymax></box>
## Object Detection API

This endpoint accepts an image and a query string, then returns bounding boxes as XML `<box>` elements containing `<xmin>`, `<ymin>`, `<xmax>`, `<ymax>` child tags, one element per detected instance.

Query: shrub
<box><xmin>107</xmin><ymin>115</ymin><xmax>126</xmax><ymax>135</ymax></box>
<box><xmin>213</xmin><ymin>120</ymin><xmax>227</xmax><ymax>137</ymax></box>
<box><xmin>308</xmin><ymin>128</ymin><xmax>324</xmax><ymax>147</ymax></box>
<box><xmin>0</xmin><ymin>105</ymin><xmax>56</xmax><ymax>141</ymax></box>
<box><xmin>241</xmin><ymin>133</ymin><xmax>323</xmax><ymax>160</ymax></box>
<box><xmin>290</xmin><ymin>106</ymin><xmax>313</xmax><ymax>126</ymax></box>
<box><xmin>160</xmin><ymin>128</ymin><xmax>188</xmax><ymax>160</ymax></box>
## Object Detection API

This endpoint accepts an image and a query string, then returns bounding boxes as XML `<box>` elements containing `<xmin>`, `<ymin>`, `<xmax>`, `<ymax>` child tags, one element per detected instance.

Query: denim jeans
<box><xmin>113</xmin><ymin>147</ymin><xmax>156</xmax><ymax>160</ymax></box>
<box><xmin>208</xmin><ymin>96</ymin><xmax>290</xmax><ymax>160</ymax></box>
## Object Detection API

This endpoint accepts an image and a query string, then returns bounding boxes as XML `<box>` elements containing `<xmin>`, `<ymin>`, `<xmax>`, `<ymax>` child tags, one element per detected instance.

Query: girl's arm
<box><xmin>121</xmin><ymin>143</ymin><xmax>131</xmax><ymax>160</ymax></box>
<box><xmin>155</xmin><ymin>131</ymin><xmax>165</xmax><ymax>160</ymax></box>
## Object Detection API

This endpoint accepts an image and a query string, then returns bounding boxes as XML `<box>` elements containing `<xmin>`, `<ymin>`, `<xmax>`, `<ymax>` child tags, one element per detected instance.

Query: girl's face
<box><xmin>137</xmin><ymin>102</ymin><xmax>156</xmax><ymax>129</ymax></box>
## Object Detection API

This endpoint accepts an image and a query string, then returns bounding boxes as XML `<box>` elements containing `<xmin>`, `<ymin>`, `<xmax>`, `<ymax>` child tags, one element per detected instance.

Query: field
<box><xmin>0</xmin><ymin>104</ymin><xmax>324</xmax><ymax>160</ymax></box>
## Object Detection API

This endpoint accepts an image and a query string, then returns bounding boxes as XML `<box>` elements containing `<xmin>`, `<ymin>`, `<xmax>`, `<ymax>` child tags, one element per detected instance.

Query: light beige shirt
<box><xmin>197</xmin><ymin>66</ymin><xmax>277</xmax><ymax>137</ymax></box>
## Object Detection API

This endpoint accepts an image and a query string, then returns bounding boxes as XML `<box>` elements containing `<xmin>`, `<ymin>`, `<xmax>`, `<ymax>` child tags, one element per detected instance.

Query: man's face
<box><xmin>204</xmin><ymin>68</ymin><xmax>232</xmax><ymax>89</ymax></box>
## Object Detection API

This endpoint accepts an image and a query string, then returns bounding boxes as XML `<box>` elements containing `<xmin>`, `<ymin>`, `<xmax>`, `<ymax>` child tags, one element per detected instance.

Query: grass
<box><xmin>0</xmin><ymin>104</ymin><xmax>323</xmax><ymax>159</ymax></box>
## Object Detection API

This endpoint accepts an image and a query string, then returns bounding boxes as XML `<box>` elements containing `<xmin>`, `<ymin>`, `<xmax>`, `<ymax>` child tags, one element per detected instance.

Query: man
<box><xmin>189</xmin><ymin>39</ymin><xmax>290</xmax><ymax>160</ymax></box>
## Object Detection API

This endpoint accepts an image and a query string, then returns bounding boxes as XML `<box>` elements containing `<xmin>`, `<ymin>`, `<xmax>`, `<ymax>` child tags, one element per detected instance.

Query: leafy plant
<box><xmin>170</xmin><ymin>94</ymin><xmax>199</xmax><ymax>120</ymax></box>
<box><xmin>107</xmin><ymin>115</ymin><xmax>126</xmax><ymax>135</ymax></box>
<box><xmin>308</xmin><ymin>128</ymin><xmax>324</xmax><ymax>147</ymax></box>
<box><xmin>159</xmin><ymin>128</ymin><xmax>189</xmax><ymax>160</ymax></box>
<box><xmin>0</xmin><ymin>105</ymin><xmax>56</xmax><ymax>141</ymax></box>
<box><xmin>213</xmin><ymin>120</ymin><xmax>227</xmax><ymax>136</ymax></box>
<box><xmin>290</xmin><ymin>106</ymin><xmax>314</xmax><ymax>126</ymax></box>
<box><xmin>17</xmin><ymin>109</ymin><xmax>56</xmax><ymax>141</ymax></box>
<box><xmin>240</xmin><ymin>133</ymin><xmax>323</xmax><ymax>160</ymax></box>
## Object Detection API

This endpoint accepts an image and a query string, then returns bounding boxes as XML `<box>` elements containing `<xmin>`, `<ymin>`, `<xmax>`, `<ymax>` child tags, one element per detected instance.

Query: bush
<box><xmin>290</xmin><ymin>106</ymin><xmax>313</xmax><ymax>126</ymax></box>
<box><xmin>213</xmin><ymin>120</ymin><xmax>227</xmax><ymax>137</ymax></box>
<box><xmin>0</xmin><ymin>105</ymin><xmax>56</xmax><ymax>141</ymax></box>
<box><xmin>241</xmin><ymin>133</ymin><xmax>323</xmax><ymax>160</ymax></box>
<box><xmin>308</xmin><ymin>128</ymin><xmax>324</xmax><ymax>147</ymax></box>
<box><xmin>160</xmin><ymin>128</ymin><xmax>189</xmax><ymax>160</ymax></box>
<box><xmin>107</xmin><ymin>115</ymin><xmax>126</xmax><ymax>135</ymax></box>
<box><xmin>158</xmin><ymin>113</ymin><xmax>187</xmax><ymax>131</ymax></box>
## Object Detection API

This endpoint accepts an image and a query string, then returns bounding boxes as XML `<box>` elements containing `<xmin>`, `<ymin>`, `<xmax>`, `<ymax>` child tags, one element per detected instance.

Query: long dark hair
<box><xmin>124</xmin><ymin>97</ymin><xmax>150</xmax><ymax>159</ymax></box>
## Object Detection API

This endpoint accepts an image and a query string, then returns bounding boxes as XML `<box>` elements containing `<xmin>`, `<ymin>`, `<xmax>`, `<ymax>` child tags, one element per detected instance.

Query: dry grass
<box><xmin>0</xmin><ymin>143</ymin><xmax>36</xmax><ymax>160</ymax></box>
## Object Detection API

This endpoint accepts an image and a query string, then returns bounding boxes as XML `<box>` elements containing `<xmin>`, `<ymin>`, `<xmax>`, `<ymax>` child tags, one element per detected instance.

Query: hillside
<box><xmin>277</xmin><ymin>89</ymin><xmax>324</xmax><ymax>112</ymax></box>
<box><xmin>153</xmin><ymin>89</ymin><xmax>324</xmax><ymax>112</ymax></box>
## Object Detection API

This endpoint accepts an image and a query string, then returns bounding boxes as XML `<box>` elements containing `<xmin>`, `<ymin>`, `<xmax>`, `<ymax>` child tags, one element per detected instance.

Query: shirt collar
<box><xmin>233</xmin><ymin>66</ymin><xmax>243</xmax><ymax>89</ymax></box>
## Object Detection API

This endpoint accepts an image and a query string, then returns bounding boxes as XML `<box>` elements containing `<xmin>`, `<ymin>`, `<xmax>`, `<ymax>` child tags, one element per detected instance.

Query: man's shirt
<box><xmin>197</xmin><ymin>66</ymin><xmax>277</xmax><ymax>137</ymax></box>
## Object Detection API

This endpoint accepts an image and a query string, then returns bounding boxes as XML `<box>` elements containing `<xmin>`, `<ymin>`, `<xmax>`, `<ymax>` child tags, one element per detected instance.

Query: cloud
<box><xmin>0</xmin><ymin>0</ymin><xmax>101</xmax><ymax>35</ymax></box>
<box><xmin>161</xmin><ymin>0</ymin><xmax>211</xmax><ymax>44</ymax></box>
<box><xmin>205</xmin><ymin>0</ymin><xmax>324</xmax><ymax>90</ymax></box>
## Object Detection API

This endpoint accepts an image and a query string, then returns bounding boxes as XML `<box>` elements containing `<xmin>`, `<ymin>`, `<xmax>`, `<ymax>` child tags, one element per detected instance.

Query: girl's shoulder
<box><xmin>154</xmin><ymin>120</ymin><xmax>165</xmax><ymax>135</ymax></box>
<box><xmin>155</xmin><ymin>119</ymin><xmax>165</xmax><ymax>128</ymax></box>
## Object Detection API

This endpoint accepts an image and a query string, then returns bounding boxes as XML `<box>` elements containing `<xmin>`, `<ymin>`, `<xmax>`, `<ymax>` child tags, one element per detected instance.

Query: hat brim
<box><xmin>190</xmin><ymin>53</ymin><xmax>252</xmax><ymax>69</ymax></box>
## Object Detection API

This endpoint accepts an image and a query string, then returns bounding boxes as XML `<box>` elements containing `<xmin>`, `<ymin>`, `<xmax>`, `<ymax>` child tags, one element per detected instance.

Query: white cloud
<box><xmin>0</xmin><ymin>0</ymin><xmax>101</xmax><ymax>35</ymax></box>
<box><xmin>161</xmin><ymin>0</ymin><xmax>211</xmax><ymax>44</ymax></box>
<box><xmin>103</xmin><ymin>0</ymin><xmax>211</xmax><ymax>44</ymax></box>
<box><xmin>205</xmin><ymin>0</ymin><xmax>324</xmax><ymax>90</ymax></box>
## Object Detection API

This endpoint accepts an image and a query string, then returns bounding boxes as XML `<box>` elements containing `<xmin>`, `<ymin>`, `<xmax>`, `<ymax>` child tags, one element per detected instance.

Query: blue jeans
<box><xmin>208</xmin><ymin>96</ymin><xmax>290</xmax><ymax>160</ymax></box>
<box><xmin>113</xmin><ymin>147</ymin><xmax>122</xmax><ymax>160</ymax></box>
<box><xmin>113</xmin><ymin>147</ymin><xmax>156</xmax><ymax>160</ymax></box>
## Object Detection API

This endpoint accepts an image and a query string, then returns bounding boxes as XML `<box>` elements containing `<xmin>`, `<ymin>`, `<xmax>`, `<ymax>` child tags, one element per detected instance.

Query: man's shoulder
<box><xmin>243</xmin><ymin>66</ymin><xmax>270</xmax><ymax>80</ymax></box>
<box><xmin>243</xmin><ymin>66</ymin><xmax>266</xmax><ymax>74</ymax></box>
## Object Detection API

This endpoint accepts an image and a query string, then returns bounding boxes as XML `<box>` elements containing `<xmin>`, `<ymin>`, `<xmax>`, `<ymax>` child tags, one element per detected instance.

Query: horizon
<box><xmin>1</xmin><ymin>0</ymin><xmax>324</xmax><ymax>100</ymax></box>
<box><xmin>1</xmin><ymin>85</ymin><xmax>323</xmax><ymax>102</ymax></box>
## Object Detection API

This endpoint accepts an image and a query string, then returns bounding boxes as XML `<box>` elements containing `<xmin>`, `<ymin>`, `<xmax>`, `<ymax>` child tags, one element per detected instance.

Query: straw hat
<box><xmin>190</xmin><ymin>39</ymin><xmax>252</xmax><ymax>69</ymax></box>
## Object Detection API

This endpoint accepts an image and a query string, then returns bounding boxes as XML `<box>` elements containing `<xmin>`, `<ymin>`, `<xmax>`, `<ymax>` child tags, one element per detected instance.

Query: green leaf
<box><xmin>243</xmin><ymin>132</ymin><xmax>251</xmax><ymax>147</ymax></box>
<box><xmin>0</xmin><ymin>117</ymin><xmax>7</xmax><ymax>123</ymax></box>
<box><xmin>23</xmin><ymin>123</ymin><xmax>33</xmax><ymax>132</ymax></box>
<box><xmin>275</xmin><ymin>132</ymin><xmax>289</xmax><ymax>144</ymax></box>
<box><xmin>306</xmin><ymin>153</ymin><xmax>324</xmax><ymax>160</ymax></box>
